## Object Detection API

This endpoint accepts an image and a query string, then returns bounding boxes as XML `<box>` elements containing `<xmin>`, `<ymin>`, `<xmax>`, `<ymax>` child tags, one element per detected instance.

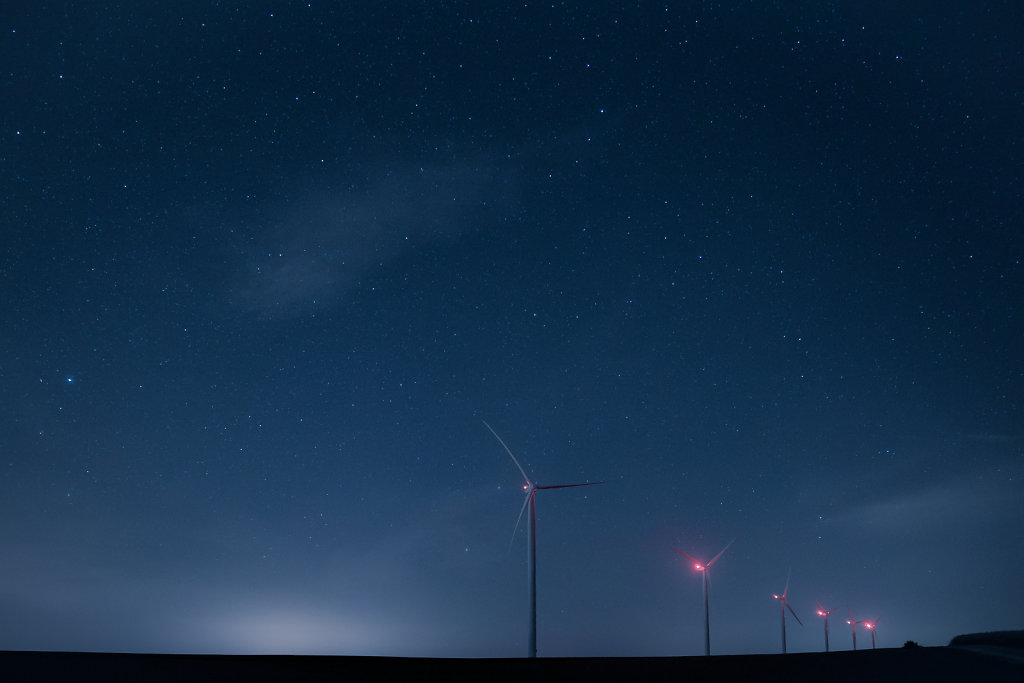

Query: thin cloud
<box><xmin>227</xmin><ymin>159</ymin><xmax>519</xmax><ymax>318</ymax></box>
<box><xmin>833</xmin><ymin>479</ymin><xmax>1021</xmax><ymax>535</ymax></box>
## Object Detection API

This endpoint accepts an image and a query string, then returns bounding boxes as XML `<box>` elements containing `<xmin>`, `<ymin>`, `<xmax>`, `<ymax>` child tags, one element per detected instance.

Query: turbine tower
<box><xmin>484</xmin><ymin>421</ymin><xmax>603</xmax><ymax>658</ymax></box>
<box><xmin>846</xmin><ymin>608</ymin><xmax>865</xmax><ymax>650</ymax></box>
<box><xmin>814</xmin><ymin>599</ymin><xmax>837</xmax><ymax>652</ymax></box>
<box><xmin>771</xmin><ymin>573</ymin><xmax>803</xmax><ymax>654</ymax></box>
<box><xmin>673</xmin><ymin>539</ymin><xmax>734</xmax><ymax>656</ymax></box>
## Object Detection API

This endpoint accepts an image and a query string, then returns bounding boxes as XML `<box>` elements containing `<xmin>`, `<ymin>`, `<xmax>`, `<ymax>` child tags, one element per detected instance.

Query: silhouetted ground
<box><xmin>2</xmin><ymin>643</ymin><xmax>1021</xmax><ymax>682</ymax></box>
<box><xmin>948</xmin><ymin>629</ymin><xmax>1024</xmax><ymax>664</ymax></box>
<box><xmin>949</xmin><ymin>630</ymin><xmax>1024</xmax><ymax>649</ymax></box>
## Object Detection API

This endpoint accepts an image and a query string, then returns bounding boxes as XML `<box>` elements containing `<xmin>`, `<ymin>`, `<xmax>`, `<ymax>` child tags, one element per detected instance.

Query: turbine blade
<box><xmin>786</xmin><ymin>600</ymin><xmax>804</xmax><ymax>627</ymax></box>
<box><xmin>815</xmin><ymin>598</ymin><xmax>826</xmax><ymax>613</ymax></box>
<box><xmin>510</xmin><ymin>490</ymin><xmax>533</xmax><ymax>545</ymax></box>
<box><xmin>673</xmin><ymin>548</ymin><xmax>701</xmax><ymax>565</ymax></box>
<box><xmin>483</xmin><ymin>420</ymin><xmax>531</xmax><ymax>485</ymax></box>
<box><xmin>706</xmin><ymin>538</ymin><xmax>734</xmax><ymax>568</ymax></box>
<box><xmin>535</xmin><ymin>481</ymin><xmax>605</xmax><ymax>490</ymax></box>
<box><xmin>783</xmin><ymin>569</ymin><xmax>791</xmax><ymax>598</ymax></box>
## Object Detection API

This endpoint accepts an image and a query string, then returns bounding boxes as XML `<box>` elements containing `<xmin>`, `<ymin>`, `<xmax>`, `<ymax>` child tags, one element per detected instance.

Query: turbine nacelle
<box><xmin>673</xmin><ymin>539</ymin><xmax>733</xmax><ymax>576</ymax></box>
<box><xmin>814</xmin><ymin>600</ymin><xmax>837</xmax><ymax>618</ymax></box>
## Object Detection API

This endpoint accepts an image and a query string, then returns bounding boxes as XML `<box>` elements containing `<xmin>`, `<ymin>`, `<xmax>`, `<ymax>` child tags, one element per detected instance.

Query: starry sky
<box><xmin>2</xmin><ymin>0</ymin><xmax>1021</xmax><ymax>658</ymax></box>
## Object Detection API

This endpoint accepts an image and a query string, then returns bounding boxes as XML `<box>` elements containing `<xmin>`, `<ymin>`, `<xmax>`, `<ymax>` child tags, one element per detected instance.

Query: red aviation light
<box><xmin>695</xmin><ymin>564</ymin><xmax>704</xmax><ymax>571</ymax></box>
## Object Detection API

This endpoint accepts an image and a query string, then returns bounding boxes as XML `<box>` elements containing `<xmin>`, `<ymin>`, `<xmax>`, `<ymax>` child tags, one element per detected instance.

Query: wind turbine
<box><xmin>771</xmin><ymin>573</ymin><xmax>803</xmax><ymax>654</ymax></box>
<box><xmin>814</xmin><ymin>599</ymin><xmax>837</xmax><ymax>652</ymax></box>
<box><xmin>673</xmin><ymin>539</ymin><xmax>734</xmax><ymax>656</ymax></box>
<box><xmin>846</xmin><ymin>608</ymin><xmax>865</xmax><ymax>650</ymax></box>
<box><xmin>863</xmin><ymin>618</ymin><xmax>880</xmax><ymax>649</ymax></box>
<box><xmin>483</xmin><ymin>421</ymin><xmax>603</xmax><ymax>658</ymax></box>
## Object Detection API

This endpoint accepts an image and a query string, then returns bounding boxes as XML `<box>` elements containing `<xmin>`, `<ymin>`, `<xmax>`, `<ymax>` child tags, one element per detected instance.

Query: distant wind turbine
<box><xmin>771</xmin><ymin>573</ymin><xmax>803</xmax><ymax>654</ymax></box>
<box><xmin>846</xmin><ymin>608</ymin><xmax>865</xmax><ymax>650</ymax></box>
<box><xmin>483</xmin><ymin>421</ymin><xmax>603</xmax><ymax>658</ymax></box>
<box><xmin>673</xmin><ymin>539</ymin><xmax>734</xmax><ymax>656</ymax></box>
<box><xmin>864</xmin><ymin>618</ymin><xmax>880</xmax><ymax>649</ymax></box>
<box><xmin>814</xmin><ymin>599</ymin><xmax>837</xmax><ymax>652</ymax></box>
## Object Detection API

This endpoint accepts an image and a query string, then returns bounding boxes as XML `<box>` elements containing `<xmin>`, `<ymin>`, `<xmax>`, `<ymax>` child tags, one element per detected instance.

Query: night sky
<box><xmin>2</xmin><ymin>1</ymin><xmax>1021</xmax><ymax>658</ymax></box>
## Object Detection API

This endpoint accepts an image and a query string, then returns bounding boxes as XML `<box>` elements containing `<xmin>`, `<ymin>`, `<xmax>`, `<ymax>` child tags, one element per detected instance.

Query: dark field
<box><xmin>3</xmin><ymin>645</ymin><xmax>1022</xmax><ymax>683</ymax></box>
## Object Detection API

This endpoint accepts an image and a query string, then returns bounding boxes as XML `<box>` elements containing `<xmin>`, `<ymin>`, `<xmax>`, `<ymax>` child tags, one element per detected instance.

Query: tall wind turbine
<box><xmin>484</xmin><ymin>421</ymin><xmax>603</xmax><ymax>658</ymax></box>
<box><xmin>814</xmin><ymin>599</ymin><xmax>837</xmax><ymax>652</ymax></box>
<box><xmin>673</xmin><ymin>539</ymin><xmax>734</xmax><ymax>656</ymax></box>
<box><xmin>864</xmin><ymin>618</ymin><xmax>880</xmax><ymax>649</ymax></box>
<box><xmin>846</xmin><ymin>608</ymin><xmax>865</xmax><ymax>650</ymax></box>
<box><xmin>771</xmin><ymin>573</ymin><xmax>803</xmax><ymax>654</ymax></box>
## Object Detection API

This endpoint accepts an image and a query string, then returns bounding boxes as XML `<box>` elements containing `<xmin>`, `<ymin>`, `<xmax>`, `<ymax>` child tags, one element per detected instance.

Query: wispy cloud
<box><xmin>833</xmin><ymin>479</ymin><xmax>1022</xmax><ymax>535</ymax></box>
<box><xmin>226</xmin><ymin>159</ymin><xmax>519</xmax><ymax>318</ymax></box>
